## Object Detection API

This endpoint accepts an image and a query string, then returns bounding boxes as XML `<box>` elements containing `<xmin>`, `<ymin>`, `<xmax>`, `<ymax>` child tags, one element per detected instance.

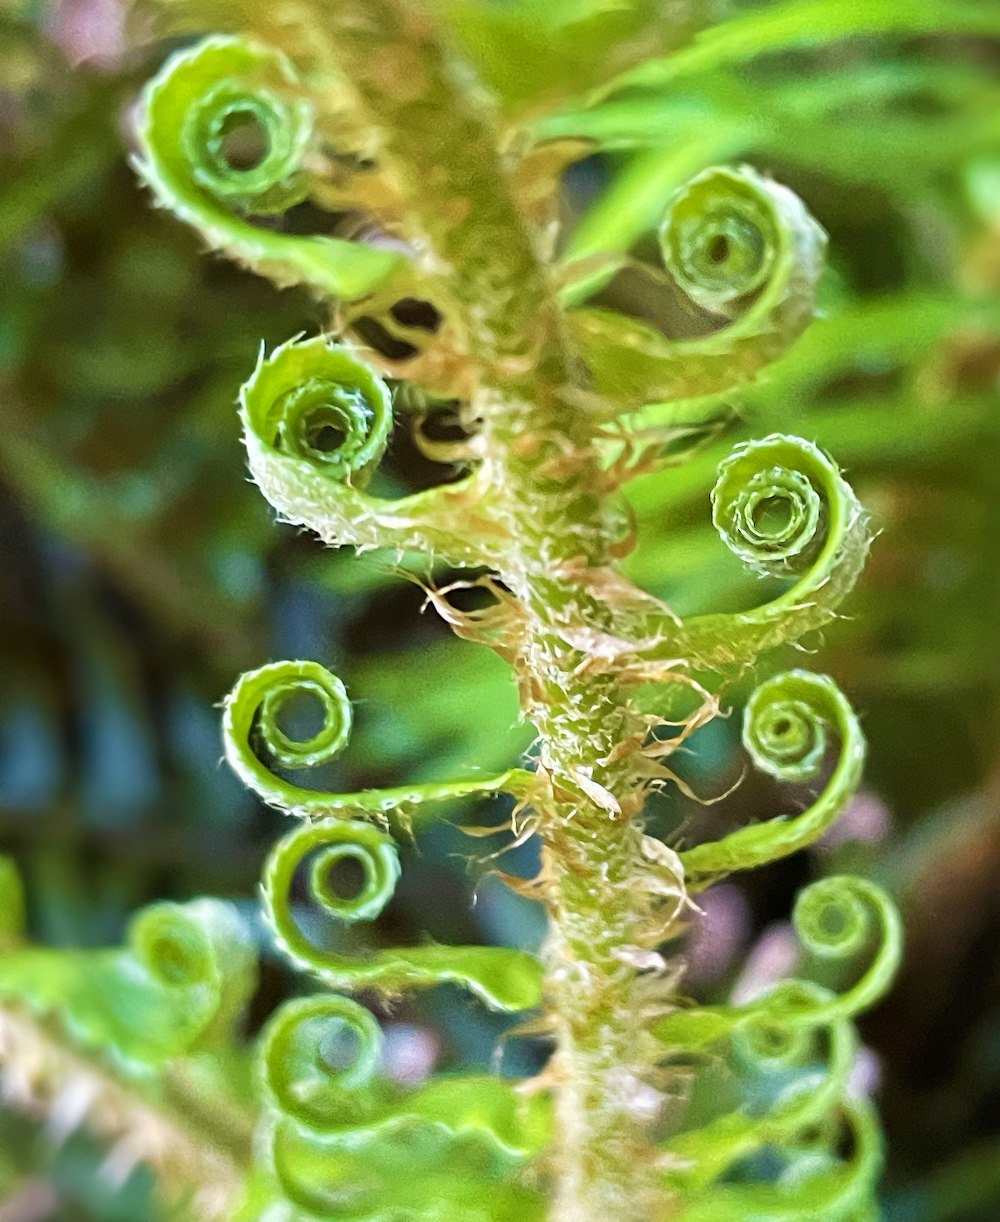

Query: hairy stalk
<box><xmin>317</xmin><ymin>6</ymin><xmax>672</xmax><ymax>1212</ymax></box>
<box><xmin>496</xmin><ymin>458</ymin><xmax>670</xmax><ymax>1218</ymax></box>
<box><xmin>135</xmin><ymin>2</ymin><xmax>901</xmax><ymax>1217</ymax></box>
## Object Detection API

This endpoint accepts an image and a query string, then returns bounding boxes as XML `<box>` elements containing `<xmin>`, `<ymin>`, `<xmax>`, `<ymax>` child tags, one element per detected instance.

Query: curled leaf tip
<box><xmin>569</xmin><ymin>164</ymin><xmax>827</xmax><ymax>411</ymax></box>
<box><xmin>264</xmin><ymin>817</ymin><xmax>544</xmax><ymax>1012</ymax></box>
<box><xmin>223</xmin><ymin>659</ymin><xmax>354</xmax><ymax>813</ymax></box>
<box><xmin>241</xmin><ymin>335</ymin><xmax>394</xmax><ymax>486</ymax></box>
<box><xmin>137</xmin><ymin>35</ymin><xmax>400</xmax><ymax>298</ymax></box>
<box><xmin>681</xmin><ymin>670</ymin><xmax>865</xmax><ymax>880</ymax></box>
<box><xmin>660</xmin><ymin>164</ymin><xmax>822</xmax><ymax>319</ymax></box>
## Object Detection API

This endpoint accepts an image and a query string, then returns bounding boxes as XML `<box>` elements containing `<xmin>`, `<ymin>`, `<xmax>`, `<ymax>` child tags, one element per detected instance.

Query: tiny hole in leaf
<box><xmin>308</xmin><ymin>422</ymin><xmax>348</xmax><ymax>454</ymax></box>
<box><xmin>274</xmin><ymin>690</ymin><xmax>327</xmax><ymax>743</ymax></box>
<box><xmin>219</xmin><ymin>110</ymin><xmax>269</xmax><ymax>172</ymax></box>
<box><xmin>319</xmin><ymin>1022</ymin><xmax>363</xmax><ymax>1074</ymax></box>
<box><xmin>324</xmin><ymin>855</ymin><xmax>367</xmax><ymax>902</ymax></box>
<box><xmin>707</xmin><ymin>234</ymin><xmax>730</xmax><ymax>265</ymax></box>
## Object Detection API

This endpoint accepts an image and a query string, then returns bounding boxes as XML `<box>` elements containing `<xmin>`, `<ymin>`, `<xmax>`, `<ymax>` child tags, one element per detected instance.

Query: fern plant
<box><xmin>23</xmin><ymin>0</ymin><xmax>1000</xmax><ymax>1216</ymax></box>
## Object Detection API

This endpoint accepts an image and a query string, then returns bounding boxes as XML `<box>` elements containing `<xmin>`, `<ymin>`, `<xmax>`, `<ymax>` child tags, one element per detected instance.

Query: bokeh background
<box><xmin>1</xmin><ymin>1</ymin><xmax>999</xmax><ymax>1218</ymax></box>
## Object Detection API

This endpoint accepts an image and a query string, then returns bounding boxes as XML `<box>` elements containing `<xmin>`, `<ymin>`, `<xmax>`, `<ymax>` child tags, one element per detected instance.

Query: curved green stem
<box><xmin>223</xmin><ymin>659</ymin><xmax>534</xmax><ymax>818</ymax></box>
<box><xmin>681</xmin><ymin>672</ymin><xmax>865</xmax><ymax>883</ymax></box>
<box><xmin>262</xmin><ymin>818</ymin><xmax>544</xmax><ymax>1011</ymax></box>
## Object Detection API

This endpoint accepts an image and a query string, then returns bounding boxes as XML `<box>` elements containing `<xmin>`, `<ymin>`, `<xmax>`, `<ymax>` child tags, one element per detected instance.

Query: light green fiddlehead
<box><xmin>568</xmin><ymin>166</ymin><xmax>826</xmax><ymax>413</ymax></box>
<box><xmin>240</xmin><ymin>336</ymin><xmax>506</xmax><ymax>565</ymax></box>
<box><xmin>262</xmin><ymin>817</ymin><xmax>543</xmax><ymax>1011</ymax></box>
<box><xmin>0</xmin><ymin>896</ymin><xmax>256</xmax><ymax>1070</ymax></box>
<box><xmin>632</xmin><ymin>435</ymin><xmax>871</xmax><ymax>671</ymax></box>
<box><xmin>136</xmin><ymin>36</ymin><xmax>402</xmax><ymax>298</ymax></box>
<box><xmin>656</xmin><ymin>877</ymin><xmax>900</xmax><ymax>1218</ymax></box>
<box><xmin>681</xmin><ymin>671</ymin><xmax>865</xmax><ymax>884</ymax></box>
<box><xmin>125</xmin><ymin>10</ymin><xmax>905</xmax><ymax>1221</ymax></box>
<box><xmin>223</xmin><ymin>658</ymin><xmax>533</xmax><ymax>817</ymax></box>
<box><xmin>255</xmin><ymin>994</ymin><xmax>548</xmax><ymax>1219</ymax></box>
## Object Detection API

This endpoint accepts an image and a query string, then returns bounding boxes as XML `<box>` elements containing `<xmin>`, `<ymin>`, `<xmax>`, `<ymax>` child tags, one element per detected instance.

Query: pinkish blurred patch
<box><xmin>817</xmin><ymin>790</ymin><xmax>891</xmax><ymax>851</ymax></box>
<box><xmin>48</xmin><ymin>0</ymin><xmax>125</xmax><ymax>70</ymax></box>
<box><xmin>382</xmin><ymin>1023</ymin><xmax>440</xmax><ymax>1088</ymax></box>
<box><xmin>685</xmin><ymin>883</ymin><xmax>751</xmax><ymax>989</ymax></box>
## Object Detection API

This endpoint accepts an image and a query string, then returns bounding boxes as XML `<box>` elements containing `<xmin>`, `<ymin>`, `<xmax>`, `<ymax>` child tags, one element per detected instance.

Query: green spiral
<box><xmin>567</xmin><ymin>166</ymin><xmax>826</xmax><ymax>411</ymax></box>
<box><xmin>240</xmin><ymin>339</ymin><xmax>496</xmax><ymax>564</ymax></box>
<box><xmin>262</xmin><ymin>818</ymin><xmax>544</xmax><ymax>1011</ymax></box>
<box><xmin>657</xmin><ymin>876</ymin><xmax>900</xmax><ymax>1215</ymax></box>
<box><xmin>664</xmin><ymin>434</ymin><xmax>871</xmax><ymax>669</ymax></box>
<box><xmin>664</xmin><ymin>983</ymin><xmax>857</xmax><ymax>1193</ymax></box>
<box><xmin>0</xmin><ymin>898</ymin><xmax>256</xmax><ymax>1070</ymax></box>
<box><xmin>680</xmin><ymin>672</ymin><xmax>864</xmax><ymax>882</ymax></box>
<box><xmin>254</xmin><ymin>992</ymin><xmax>549</xmax><ymax>1220</ymax></box>
<box><xmin>789</xmin><ymin>875</ymin><xmax>903</xmax><ymax>1023</ymax></box>
<box><xmin>242</xmin><ymin>335</ymin><xmax>393</xmax><ymax>483</ymax></box>
<box><xmin>223</xmin><ymin>659</ymin><xmax>531</xmax><ymax>818</ymax></box>
<box><xmin>658</xmin><ymin>877</ymin><xmax>900</xmax><ymax>1053</ymax></box>
<box><xmin>262</xmin><ymin>994</ymin><xmax>383</xmax><ymax>1128</ymax></box>
<box><xmin>136</xmin><ymin>36</ymin><xmax>400</xmax><ymax>298</ymax></box>
<box><xmin>659</xmin><ymin>166</ymin><xmax>780</xmax><ymax>316</ymax></box>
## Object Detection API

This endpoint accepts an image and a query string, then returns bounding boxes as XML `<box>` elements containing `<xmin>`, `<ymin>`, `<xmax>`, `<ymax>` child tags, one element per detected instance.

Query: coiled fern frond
<box><xmin>10</xmin><ymin>0</ymin><xmax>945</xmax><ymax>1216</ymax></box>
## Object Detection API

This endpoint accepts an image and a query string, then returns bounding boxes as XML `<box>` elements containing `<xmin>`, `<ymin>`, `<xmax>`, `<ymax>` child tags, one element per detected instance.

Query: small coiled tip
<box><xmin>141</xmin><ymin>36</ymin><xmax>314</xmax><ymax>216</ymax></box>
<box><xmin>660</xmin><ymin>166</ymin><xmax>779</xmax><ymax>314</ymax></box>
<box><xmin>128</xmin><ymin>902</ymin><xmax>218</xmax><ymax>989</ymax></box>
<box><xmin>262</xmin><ymin>994</ymin><xmax>383</xmax><ymax>1129</ymax></box>
<box><xmin>794</xmin><ymin>876</ymin><xmax>882</xmax><ymax>963</ymax></box>
<box><xmin>742</xmin><ymin>669</ymin><xmax>846</xmax><ymax>784</ymax></box>
<box><xmin>223</xmin><ymin>660</ymin><xmax>353</xmax><ymax>807</ymax></box>
<box><xmin>263</xmin><ymin>819</ymin><xmax>401</xmax><ymax>973</ymax></box>
<box><xmin>712</xmin><ymin>434</ymin><xmax>843</xmax><ymax>580</ymax></box>
<box><xmin>240</xmin><ymin>336</ymin><xmax>393</xmax><ymax>485</ymax></box>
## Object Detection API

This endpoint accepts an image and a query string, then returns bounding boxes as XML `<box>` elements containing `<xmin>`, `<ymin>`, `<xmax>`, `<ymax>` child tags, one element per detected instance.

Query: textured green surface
<box><xmin>2</xmin><ymin>0</ymin><xmax>998</xmax><ymax>1219</ymax></box>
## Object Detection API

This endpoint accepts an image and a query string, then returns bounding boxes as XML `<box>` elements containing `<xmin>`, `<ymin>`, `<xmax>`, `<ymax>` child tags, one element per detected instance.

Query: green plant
<box><xmin>12</xmin><ymin>0</ymin><xmax>1000</xmax><ymax>1218</ymax></box>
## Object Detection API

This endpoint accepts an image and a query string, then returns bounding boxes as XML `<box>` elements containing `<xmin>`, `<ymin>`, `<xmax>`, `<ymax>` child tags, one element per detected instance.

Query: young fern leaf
<box><xmin>262</xmin><ymin>818</ymin><xmax>543</xmax><ymax>1010</ymax></box>
<box><xmin>656</xmin><ymin>878</ymin><xmax>900</xmax><ymax>1216</ymax></box>
<box><xmin>253</xmin><ymin>1000</ymin><xmax>545</xmax><ymax>1220</ymax></box>
<box><xmin>136</xmin><ymin>37</ymin><xmax>402</xmax><ymax>298</ymax></box>
<box><xmin>681</xmin><ymin>671</ymin><xmax>865</xmax><ymax>884</ymax></box>
<box><xmin>240</xmin><ymin>338</ymin><xmax>507</xmax><ymax>565</ymax></box>
<box><xmin>568</xmin><ymin>166</ymin><xmax>826</xmax><ymax>413</ymax></box>
<box><xmin>223</xmin><ymin>659</ymin><xmax>533</xmax><ymax>817</ymax></box>
<box><xmin>0</xmin><ymin>897</ymin><xmax>256</xmax><ymax>1070</ymax></box>
<box><xmin>630</xmin><ymin>435</ymin><xmax>871</xmax><ymax>671</ymax></box>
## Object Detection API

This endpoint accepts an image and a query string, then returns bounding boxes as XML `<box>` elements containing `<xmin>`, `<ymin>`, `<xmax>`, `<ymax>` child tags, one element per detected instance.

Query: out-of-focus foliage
<box><xmin>0</xmin><ymin>0</ymin><xmax>999</xmax><ymax>1218</ymax></box>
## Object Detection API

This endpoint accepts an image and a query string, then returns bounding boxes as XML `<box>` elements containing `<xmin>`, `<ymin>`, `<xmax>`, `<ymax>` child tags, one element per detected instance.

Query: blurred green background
<box><xmin>1</xmin><ymin>1</ymin><xmax>999</xmax><ymax>1218</ymax></box>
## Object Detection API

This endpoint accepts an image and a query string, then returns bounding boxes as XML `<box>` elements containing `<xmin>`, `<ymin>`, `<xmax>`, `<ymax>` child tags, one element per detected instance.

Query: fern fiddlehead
<box><xmin>254</xmin><ymin>992</ymin><xmax>549</xmax><ymax>1220</ymax></box>
<box><xmin>136</xmin><ymin>36</ymin><xmax>402</xmax><ymax>298</ymax></box>
<box><xmin>125</xmin><ymin>5</ymin><xmax>903</xmax><ymax>1219</ymax></box>
<box><xmin>262</xmin><ymin>817</ymin><xmax>543</xmax><ymax>1010</ymax></box>
<box><xmin>567</xmin><ymin>165</ymin><xmax>827</xmax><ymax>413</ymax></box>
<box><xmin>0</xmin><ymin>859</ymin><xmax>258</xmax><ymax>1214</ymax></box>
<box><xmin>223</xmin><ymin>658</ymin><xmax>533</xmax><ymax>817</ymax></box>
<box><xmin>681</xmin><ymin>670</ymin><xmax>866</xmax><ymax>883</ymax></box>
<box><xmin>239</xmin><ymin>338</ymin><xmax>506</xmax><ymax>565</ymax></box>
<box><xmin>626</xmin><ymin>434</ymin><xmax>871</xmax><ymax>673</ymax></box>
